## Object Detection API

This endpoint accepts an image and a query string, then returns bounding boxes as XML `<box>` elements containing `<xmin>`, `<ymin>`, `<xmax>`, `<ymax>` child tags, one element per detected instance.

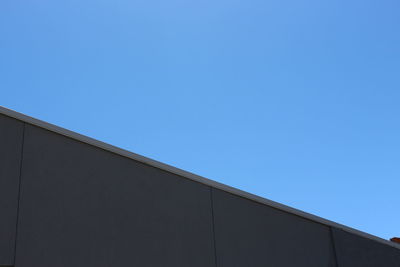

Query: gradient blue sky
<box><xmin>1</xmin><ymin>0</ymin><xmax>399</xmax><ymax>239</ymax></box>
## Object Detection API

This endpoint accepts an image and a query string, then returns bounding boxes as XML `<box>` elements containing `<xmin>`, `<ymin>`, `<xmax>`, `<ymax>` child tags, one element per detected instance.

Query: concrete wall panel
<box><xmin>332</xmin><ymin>228</ymin><xmax>400</xmax><ymax>267</ymax></box>
<box><xmin>15</xmin><ymin>124</ymin><xmax>215</xmax><ymax>267</ymax></box>
<box><xmin>0</xmin><ymin>114</ymin><xmax>24</xmax><ymax>265</ymax></box>
<box><xmin>212</xmin><ymin>189</ymin><xmax>336</xmax><ymax>267</ymax></box>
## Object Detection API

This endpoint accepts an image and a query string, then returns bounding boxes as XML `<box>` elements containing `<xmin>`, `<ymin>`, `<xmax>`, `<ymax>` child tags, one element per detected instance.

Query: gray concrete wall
<box><xmin>211</xmin><ymin>188</ymin><xmax>337</xmax><ymax>267</ymax></box>
<box><xmin>1</xmin><ymin>112</ymin><xmax>399</xmax><ymax>267</ymax></box>
<box><xmin>0</xmin><ymin>114</ymin><xmax>24</xmax><ymax>265</ymax></box>
<box><xmin>15</xmin><ymin>124</ymin><xmax>215</xmax><ymax>267</ymax></box>
<box><xmin>332</xmin><ymin>228</ymin><xmax>400</xmax><ymax>267</ymax></box>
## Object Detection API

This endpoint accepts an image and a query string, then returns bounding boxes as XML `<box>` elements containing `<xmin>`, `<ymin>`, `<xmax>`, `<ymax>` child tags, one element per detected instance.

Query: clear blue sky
<box><xmin>1</xmin><ymin>0</ymin><xmax>399</xmax><ymax>240</ymax></box>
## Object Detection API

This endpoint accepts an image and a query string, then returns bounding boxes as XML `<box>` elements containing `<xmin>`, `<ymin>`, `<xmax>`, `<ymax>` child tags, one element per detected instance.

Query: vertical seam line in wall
<box><xmin>209</xmin><ymin>187</ymin><xmax>218</xmax><ymax>267</ymax></box>
<box><xmin>329</xmin><ymin>227</ymin><xmax>339</xmax><ymax>267</ymax></box>
<box><xmin>13</xmin><ymin>123</ymin><xmax>26</xmax><ymax>266</ymax></box>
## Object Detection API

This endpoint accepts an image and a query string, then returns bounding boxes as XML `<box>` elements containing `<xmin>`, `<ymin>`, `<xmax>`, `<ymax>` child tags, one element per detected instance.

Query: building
<box><xmin>1</xmin><ymin>106</ymin><xmax>399</xmax><ymax>267</ymax></box>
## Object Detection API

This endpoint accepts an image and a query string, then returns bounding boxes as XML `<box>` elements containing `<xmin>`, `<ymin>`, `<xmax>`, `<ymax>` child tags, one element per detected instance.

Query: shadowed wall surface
<box><xmin>0</xmin><ymin>110</ymin><xmax>399</xmax><ymax>267</ymax></box>
<box><xmin>333</xmin><ymin>228</ymin><xmax>400</xmax><ymax>267</ymax></box>
<box><xmin>0</xmin><ymin>115</ymin><xmax>24</xmax><ymax>265</ymax></box>
<box><xmin>15</xmin><ymin>124</ymin><xmax>215</xmax><ymax>267</ymax></box>
<box><xmin>212</xmin><ymin>189</ymin><xmax>336</xmax><ymax>267</ymax></box>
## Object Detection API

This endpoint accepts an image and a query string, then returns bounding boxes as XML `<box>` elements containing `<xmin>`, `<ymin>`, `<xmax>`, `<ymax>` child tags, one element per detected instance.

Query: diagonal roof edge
<box><xmin>1</xmin><ymin>105</ymin><xmax>399</xmax><ymax>250</ymax></box>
